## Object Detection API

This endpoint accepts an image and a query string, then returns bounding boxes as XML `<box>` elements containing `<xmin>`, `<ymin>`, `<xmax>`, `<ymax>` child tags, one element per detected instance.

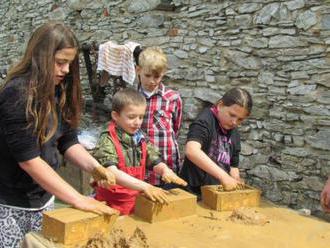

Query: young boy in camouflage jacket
<box><xmin>93</xmin><ymin>88</ymin><xmax>186</xmax><ymax>215</ymax></box>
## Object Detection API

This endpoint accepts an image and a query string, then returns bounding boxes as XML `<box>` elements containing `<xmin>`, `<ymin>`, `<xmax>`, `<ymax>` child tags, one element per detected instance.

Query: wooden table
<box><xmin>23</xmin><ymin>200</ymin><xmax>330</xmax><ymax>248</ymax></box>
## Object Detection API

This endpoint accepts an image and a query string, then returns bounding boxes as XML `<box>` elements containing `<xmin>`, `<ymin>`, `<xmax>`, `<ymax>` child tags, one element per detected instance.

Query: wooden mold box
<box><xmin>42</xmin><ymin>207</ymin><xmax>118</xmax><ymax>246</ymax></box>
<box><xmin>201</xmin><ymin>185</ymin><xmax>261</xmax><ymax>211</ymax></box>
<box><xmin>134</xmin><ymin>188</ymin><xmax>197</xmax><ymax>223</ymax></box>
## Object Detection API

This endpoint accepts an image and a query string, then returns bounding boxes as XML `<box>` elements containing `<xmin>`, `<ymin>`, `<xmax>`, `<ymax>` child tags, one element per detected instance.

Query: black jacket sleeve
<box><xmin>0</xmin><ymin>82</ymin><xmax>40</xmax><ymax>162</ymax></box>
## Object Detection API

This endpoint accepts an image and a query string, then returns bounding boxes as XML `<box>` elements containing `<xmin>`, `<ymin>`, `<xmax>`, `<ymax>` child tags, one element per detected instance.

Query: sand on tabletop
<box><xmin>110</xmin><ymin>200</ymin><xmax>330</xmax><ymax>248</ymax></box>
<box><xmin>24</xmin><ymin>200</ymin><xmax>330</xmax><ymax>248</ymax></box>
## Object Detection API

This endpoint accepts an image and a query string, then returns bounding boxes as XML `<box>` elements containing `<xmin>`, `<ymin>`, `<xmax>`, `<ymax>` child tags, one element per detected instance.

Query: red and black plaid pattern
<box><xmin>140</xmin><ymin>83</ymin><xmax>183</xmax><ymax>185</ymax></box>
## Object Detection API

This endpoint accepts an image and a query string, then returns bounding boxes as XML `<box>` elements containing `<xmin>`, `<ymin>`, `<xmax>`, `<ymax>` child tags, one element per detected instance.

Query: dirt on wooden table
<box><xmin>84</xmin><ymin>227</ymin><xmax>149</xmax><ymax>248</ymax></box>
<box><xmin>106</xmin><ymin>200</ymin><xmax>330</xmax><ymax>248</ymax></box>
<box><xmin>24</xmin><ymin>200</ymin><xmax>330</xmax><ymax>248</ymax></box>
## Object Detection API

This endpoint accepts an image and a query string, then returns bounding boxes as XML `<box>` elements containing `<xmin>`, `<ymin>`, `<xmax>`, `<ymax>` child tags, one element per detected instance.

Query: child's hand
<box><xmin>161</xmin><ymin>169</ymin><xmax>188</xmax><ymax>186</ymax></box>
<box><xmin>73</xmin><ymin>195</ymin><xmax>119</xmax><ymax>216</ymax></box>
<box><xmin>90</xmin><ymin>165</ymin><xmax>116</xmax><ymax>188</ymax></box>
<box><xmin>221</xmin><ymin>176</ymin><xmax>243</xmax><ymax>191</ymax></box>
<box><xmin>229</xmin><ymin>167</ymin><xmax>243</xmax><ymax>182</ymax></box>
<box><xmin>321</xmin><ymin>178</ymin><xmax>330</xmax><ymax>213</ymax></box>
<box><xmin>142</xmin><ymin>185</ymin><xmax>169</xmax><ymax>204</ymax></box>
<box><xmin>238</xmin><ymin>178</ymin><xmax>245</xmax><ymax>185</ymax></box>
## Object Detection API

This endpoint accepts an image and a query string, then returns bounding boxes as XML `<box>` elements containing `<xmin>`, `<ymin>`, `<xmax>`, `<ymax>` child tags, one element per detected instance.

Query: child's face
<box><xmin>54</xmin><ymin>48</ymin><xmax>77</xmax><ymax>85</ymax></box>
<box><xmin>216</xmin><ymin>103</ymin><xmax>249</xmax><ymax>130</ymax></box>
<box><xmin>112</xmin><ymin>104</ymin><xmax>147</xmax><ymax>135</ymax></box>
<box><xmin>136</xmin><ymin>66</ymin><xmax>165</xmax><ymax>92</ymax></box>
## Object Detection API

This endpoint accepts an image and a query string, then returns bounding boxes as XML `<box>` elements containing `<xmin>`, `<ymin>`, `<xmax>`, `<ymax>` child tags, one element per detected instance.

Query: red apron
<box><xmin>95</xmin><ymin>121</ymin><xmax>147</xmax><ymax>215</ymax></box>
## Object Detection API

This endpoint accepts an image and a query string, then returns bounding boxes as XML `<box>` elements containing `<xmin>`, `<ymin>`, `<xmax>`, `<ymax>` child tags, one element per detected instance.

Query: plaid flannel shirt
<box><xmin>140</xmin><ymin>83</ymin><xmax>183</xmax><ymax>185</ymax></box>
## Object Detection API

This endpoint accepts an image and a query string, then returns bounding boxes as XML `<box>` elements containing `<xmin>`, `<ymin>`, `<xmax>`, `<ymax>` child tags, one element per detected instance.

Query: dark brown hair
<box><xmin>3</xmin><ymin>22</ymin><xmax>81</xmax><ymax>144</ymax></box>
<box><xmin>219</xmin><ymin>87</ymin><xmax>253</xmax><ymax>115</ymax></box>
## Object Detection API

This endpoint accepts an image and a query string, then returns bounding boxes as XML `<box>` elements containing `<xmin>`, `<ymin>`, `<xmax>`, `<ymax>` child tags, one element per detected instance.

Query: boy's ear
<box><xmin>216</xmin><ymin>100</ymin><xmax>224</xmax><ymax>108</ymax></box>
<box><xmin>111</xmin><ymin>111</ymin><xmax>119</xmax><ymax>121</ymax></box>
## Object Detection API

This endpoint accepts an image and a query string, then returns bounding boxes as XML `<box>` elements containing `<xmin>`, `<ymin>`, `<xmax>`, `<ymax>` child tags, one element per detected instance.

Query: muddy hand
<box><xmin>143</xmin><ymin>185</ymin><xmax>169</xmax><ymax>204</ymax></box>
<box><xmin>321</xmin><ymin>186</ymin><xmax>330</xmax><ymax>213</ymax></box>
<box><xmin>235</xmin><ymin>183</ymin><xmax>245</xmax><ymax>190</ymax></box>
<box><xmin>73</xmin><ymin>196</ymin><xmax>119</xmax><ymax>216</ymax></box>
<box><xmin>239</xmin><ymin>178</ymin><xmax>245</xmax><ymax>185</ymax></box>
<box><xmin>162</xmin><ymin>170</ymin><xmax>188</xmax><ymax>186</ymax></box>
<box><xmin>234</xmin><ymin>178</ymin><xmax>245</xmax><ymax>190</ymax></box>
<box><xmin>320</xmin><ymin>196</ymin><xmax>330</xmax><ymax>213</ymax></box>
<box><xmin>320</xmin><ymin>197</ymin><xmax>327</xmax><ymax>212</ymax></box>
<box><xmin>90</xmin><ymin>165</ymin><xmax>116</xmax><ymax>188</ymax></box>
<box><xmin>221</xmin><ymin>176</ymin><xmax>241</xmax><ymax>191</ymax></box>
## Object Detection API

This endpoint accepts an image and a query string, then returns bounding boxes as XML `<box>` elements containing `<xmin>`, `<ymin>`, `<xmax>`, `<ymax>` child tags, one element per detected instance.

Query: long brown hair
<box><xmin>3</xmin><ymin>22</ymin><xmax>82</xmax><ymax>144</ymax></box>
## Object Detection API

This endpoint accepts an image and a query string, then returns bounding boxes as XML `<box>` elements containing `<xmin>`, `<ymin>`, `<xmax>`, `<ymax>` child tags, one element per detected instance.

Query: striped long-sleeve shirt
<box><xmin>97</xmin><ymin>40</ymin><xmax>140</xmax><ymax>85</ymax></box>
<box><xmin>140</xmin><ymin>83</ymin><xmax>183</xmax><ymax>185</ymax></box>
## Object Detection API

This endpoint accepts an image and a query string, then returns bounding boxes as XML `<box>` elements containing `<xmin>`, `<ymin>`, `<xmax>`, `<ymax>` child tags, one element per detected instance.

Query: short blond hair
<box><xmin>138</xmin><ymin>47</ymin><xmax>168</xmax><ymax>74</ymax></box>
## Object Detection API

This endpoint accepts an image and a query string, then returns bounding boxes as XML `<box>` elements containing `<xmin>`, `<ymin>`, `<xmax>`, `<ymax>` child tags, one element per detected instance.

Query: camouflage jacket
<box><xmin>93</xmin><ymin>124</ymin><xmax>162</xmax><ymax>168</ymax></box>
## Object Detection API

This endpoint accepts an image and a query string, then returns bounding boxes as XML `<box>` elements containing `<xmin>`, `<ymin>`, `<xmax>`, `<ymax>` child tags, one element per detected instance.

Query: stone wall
<box><xmin>1</xmin><ymin>0</ymin><xmax>330</xmax><ymax>218</ymax></box>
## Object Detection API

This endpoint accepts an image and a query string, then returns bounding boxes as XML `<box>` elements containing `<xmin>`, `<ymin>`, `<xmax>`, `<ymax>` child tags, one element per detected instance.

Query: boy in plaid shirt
<box><xmin>137</xmin><ymin>47</ymin><xmax>183</xmax><ymax>187</ymax></box>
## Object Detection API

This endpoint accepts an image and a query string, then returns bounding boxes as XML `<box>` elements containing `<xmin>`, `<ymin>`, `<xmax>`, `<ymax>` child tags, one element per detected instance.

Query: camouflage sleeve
<box><xmin>146</xmin><ymin>140</ymin><xmax>162</xmax><ymax>168</ymax></box>
<box><xmin>92</xmin><ymin>132</ymin><xmax>118</xmax><ymax>168</ymax></box>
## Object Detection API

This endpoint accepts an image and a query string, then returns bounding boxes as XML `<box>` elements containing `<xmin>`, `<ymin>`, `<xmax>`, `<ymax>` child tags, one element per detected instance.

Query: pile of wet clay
<box><xmin>228</xmin><ymin>208</ymin><xmax>270</xmax><ymax>225</ymax></box>
<box><xmin>83</xmin><ymin>227</ymin><xmax>149</xmax><ymax>248</ymax></box>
